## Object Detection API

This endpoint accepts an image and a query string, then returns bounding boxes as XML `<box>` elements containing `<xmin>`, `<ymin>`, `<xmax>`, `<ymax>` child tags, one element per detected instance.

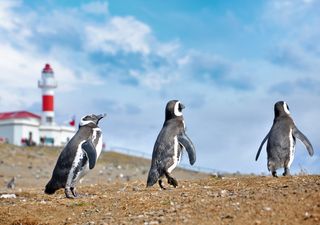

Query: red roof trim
<box><xmin>0</xmin><ymin>111</ymin><xmax>41</xmax><ymax>120</ymax></box>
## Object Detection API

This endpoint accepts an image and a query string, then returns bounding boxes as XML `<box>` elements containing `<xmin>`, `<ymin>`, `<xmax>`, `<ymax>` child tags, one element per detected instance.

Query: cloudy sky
<box><xmin>0</xmin><ymin>0</ymin><xmax>319</xmax><ymax>174</ymax></box>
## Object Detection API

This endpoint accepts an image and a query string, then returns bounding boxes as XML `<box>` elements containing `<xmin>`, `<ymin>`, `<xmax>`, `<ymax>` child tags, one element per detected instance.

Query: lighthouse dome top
<box><xmin>42</xmin><ymin>64</ymin><xmax>53</xmax><ymax>73</ymax></box>
<box><xmin>38</xmin><ymin>63</ymin><xmax>57</xmax><ymax>89</ymax></box>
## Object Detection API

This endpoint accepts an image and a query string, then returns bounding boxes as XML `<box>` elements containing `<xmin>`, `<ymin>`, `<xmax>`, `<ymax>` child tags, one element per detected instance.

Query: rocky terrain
<box><xmin>0</xmin><ymin>144</ymin><xmax>319</xmax><ymax>225</ymax></box>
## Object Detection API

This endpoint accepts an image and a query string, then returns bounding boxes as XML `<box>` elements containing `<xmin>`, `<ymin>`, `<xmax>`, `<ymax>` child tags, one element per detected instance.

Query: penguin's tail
<box><xmin>44</xmin><ymin>179</ymin><xmax>59</xmax><ymax>195</ymax></box>
<box><xmin>146</xmin><ymin>168</ymin><xmax>160</xmax><ymax>187</ymax></box>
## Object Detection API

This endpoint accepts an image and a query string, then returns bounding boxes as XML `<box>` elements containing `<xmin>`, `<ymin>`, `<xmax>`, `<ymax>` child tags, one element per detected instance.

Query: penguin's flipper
<box><xmin>256</xmin><ymin>133</ymin><xmax>269</xmax><ymax>161</ymax></box>
<box><xmin>82</xmin><ymin>140</ymin><xmax>97</xmax><ymax>169</ymax></box>
<box><xmin>293</xmin><ymin>127</ymin><xmax>314</xmax><ymax>156</ymax></box>
<box><xmin>178</xmin><ymin>132</ymin><xmax>196</xmax><ymax>165</ymax></box>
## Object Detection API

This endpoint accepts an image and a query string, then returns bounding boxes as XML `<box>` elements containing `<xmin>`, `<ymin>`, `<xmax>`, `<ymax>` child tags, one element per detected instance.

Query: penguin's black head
<box><xmin>165</xmin><ymin>100</ymin><xmax>185</xmax><ymax>120</ymax></box>
<box><xmin>274</xmin><ymin>101</ymin><xmax>290</xmax><ymax>117</ymax></box>
<box><xmin>79</xmin><ymin>113</ymin><xmax>106</xmax><ymax>127</ymax></box>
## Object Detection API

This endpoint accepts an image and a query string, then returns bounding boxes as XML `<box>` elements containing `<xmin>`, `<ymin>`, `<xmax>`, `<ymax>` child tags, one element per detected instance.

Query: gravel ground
<box><xmin>0</xmin><ymin>145</ymin><xmax>319</xmax><ymax>225</ymax></box>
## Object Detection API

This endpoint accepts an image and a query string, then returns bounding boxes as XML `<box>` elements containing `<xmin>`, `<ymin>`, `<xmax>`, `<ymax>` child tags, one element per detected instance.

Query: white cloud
<box><xmin>0</xmin><ymin>0</ymin><xmax>21</xmax><ymax>30</ymax></box>
<box><xmin>129</xmin><ymin>68</ymin><xmax>179</xmax><ymax>90</ymax></box>
<box><xmin>81</xmin><ymin>1</ymin><xmax>109</xmax><ymax>15</ymax></box>
<box><xmin>263</xmin><ymin>0</ymin><xmax>320</xmax><ymax>26</ymax></box>
<box><xmin>85</xmin><ymin>16</ymin><xmax>152</xmax><ymax>55</ymax></box>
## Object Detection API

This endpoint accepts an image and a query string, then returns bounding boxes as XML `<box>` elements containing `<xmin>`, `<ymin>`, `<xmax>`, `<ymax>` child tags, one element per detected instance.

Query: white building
<box><xmin>0</xmin><ymin>64</ymin><xmax>76</xmax><ymax>147</ymax></box>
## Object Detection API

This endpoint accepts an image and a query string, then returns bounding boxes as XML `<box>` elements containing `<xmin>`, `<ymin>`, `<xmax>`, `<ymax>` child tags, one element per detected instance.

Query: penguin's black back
<box><xmin>267</xmin><ymin>113</ymin><xmax>295</xmax><ymax>166</ymax></box>
<box><xmin>149</xmin><ymin>118</ymin><xmax>183</xmax><ymax>176</ymax></box>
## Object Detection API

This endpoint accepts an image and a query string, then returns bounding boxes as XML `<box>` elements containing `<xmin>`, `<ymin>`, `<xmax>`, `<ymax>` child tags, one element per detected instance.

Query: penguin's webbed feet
<box><xmin>70</xmin><ymin>187</ymin><xmax>78</xmax><ymax>197</ymax></box>
<box><xmin>158</xmin><ymin>179</ymin><xmax>166</xmax><ymax>190</ymax></box>
<box><xmin>168</xmin><ymin>177</ymin><xmax>178</xmax><ymax>188</ymax></box>
<box><xmin>283</xmin><ymin>168</ymin><xmax>291</xmax><ymax>176</ymax></box>
<box><xmin>164</xmin><ymin>171</ymin><xmax>178</xmax><ymax>188</ymax></box>
<box><xmin>272</xmin><ymin>171</ymin><xmax>278</xmax><ymax>178</ymax></box>
<box><xmin>65</xmin><ymin>187</ymin><xmax>78</xmax><ymax>198</ymax></box>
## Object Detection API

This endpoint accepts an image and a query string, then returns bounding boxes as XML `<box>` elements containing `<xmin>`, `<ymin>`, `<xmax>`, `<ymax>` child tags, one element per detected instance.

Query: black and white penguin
<box><xmin>256</xmin><ymin>101</ymin><xmax>314</xmax><ymax>177</ymax></box>
<box><xmin>147</xmin><ymin>100</ymin><xmax>196</xmax><ymax>189</ymax></box>
<box><xmin>45</xmin><ymin>113</ymin><xmax>105</xmax><ymax>198</ymax></box>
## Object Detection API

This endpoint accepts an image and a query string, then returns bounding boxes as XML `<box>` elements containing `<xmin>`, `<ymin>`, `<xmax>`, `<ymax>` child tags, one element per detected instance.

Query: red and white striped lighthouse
<box><xmin>38</xmin><ymin>64</ymin><xmax>57</xmax><ymax>125</ymax></box>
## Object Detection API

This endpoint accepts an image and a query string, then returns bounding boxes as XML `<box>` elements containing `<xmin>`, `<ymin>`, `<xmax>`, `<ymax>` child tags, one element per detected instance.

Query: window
<box><xmin>46</xmin><ymin>117</ymin><xmax>53</xmax><ymax>123</ymax></box>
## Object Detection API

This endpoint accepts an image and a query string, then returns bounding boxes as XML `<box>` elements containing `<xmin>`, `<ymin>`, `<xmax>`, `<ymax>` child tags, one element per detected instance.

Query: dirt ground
<box><xmin>0</xmin><ymin>145</ymin><xmax>319</xmax><ymax>225</ymax></box>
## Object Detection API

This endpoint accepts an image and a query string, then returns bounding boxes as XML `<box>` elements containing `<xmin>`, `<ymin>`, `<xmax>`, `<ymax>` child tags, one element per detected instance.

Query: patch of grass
<box><xmin>67</xmin><ymin>201</ymin><xmax>91</xmax><ymax>207</ymax></box>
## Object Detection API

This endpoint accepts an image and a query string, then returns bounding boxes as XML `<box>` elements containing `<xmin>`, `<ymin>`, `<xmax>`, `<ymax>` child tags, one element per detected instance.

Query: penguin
<box><xmin>45</xmin><ymin>113</ymin><xmax>106</xmax><ymax>198</ymax></box>
<box><xmin>256</xmin><ymin>101</ymin><xmax>314</xmax><ymax>177</ymax></box>
<box><xmin>147</xmin><ymin>100</ymin><xmax>196</xmax><ymax>189</ymax></box>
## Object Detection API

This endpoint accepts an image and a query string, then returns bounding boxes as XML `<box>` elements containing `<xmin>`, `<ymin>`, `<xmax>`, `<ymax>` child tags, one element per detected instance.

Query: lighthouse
<box><xmin>0</xmin><ymin>64</ymin><xmax>75</xmax><ymax>147</ymax></box>
<box><xmin>38</xmin><ymin>64</ymin><xmax>57</xmax><ymax>125</ymax></box>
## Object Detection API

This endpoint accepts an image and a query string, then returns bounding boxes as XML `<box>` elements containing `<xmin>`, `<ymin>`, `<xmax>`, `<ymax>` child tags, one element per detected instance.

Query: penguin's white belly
<box><xmin>67</xmin><ymin>141</ymin><xmax>90</xmax><ymax>185</ymax></box>
<box><xmin>66</xmin><ymin>130</ymin><xmax>102</xmax><ymax>186</ymax></box>
<box><xmin>287</xmin><ymin>128</ymin><xmax>295</xmax><ymax>168</ymax></box>
<box><xmin>92</xmin><ymin>128</ymin><xmax>103</xmax><ymax>159</ymax></box>
<box><xmin>168</xmin><ymin>136</ymin><xmax>180</xmax><ymax>173</ymax></box>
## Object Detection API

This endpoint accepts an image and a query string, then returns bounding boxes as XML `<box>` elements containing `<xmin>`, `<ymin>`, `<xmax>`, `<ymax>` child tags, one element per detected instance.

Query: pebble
<box><xmin>304</xmin><ymin>212</ymin><xmax>312</xmax><ymax>219</ymax></box>
<box><xmin>0</xmin><ymin>193</ymin><xmax>16</xmax><ymax>199</ymax></box>
<box><xmin>263</xmin><ymin>207</ymin><xmax>272</xmax><ymax>211</ymax></box>
<box><xmin>220</xmin><ymin>190</ymin><xmax>228</xmax><ymax>197</ymax></box>
<box><xmin>254</xmin><ymin>220</ymin><xmax>261</xmax><ymax>224</ymax></box>
<box><xmin>144</xmin><ymin>221</ymin><xmax>159</xmax><ymax>225</ymax></box>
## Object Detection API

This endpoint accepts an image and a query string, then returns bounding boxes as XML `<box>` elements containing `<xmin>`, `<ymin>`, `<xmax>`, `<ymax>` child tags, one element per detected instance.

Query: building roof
<box><xmin>0</xmin><ymin>111</ymin><xmax>41</xmax><ymax>120</ymax></box>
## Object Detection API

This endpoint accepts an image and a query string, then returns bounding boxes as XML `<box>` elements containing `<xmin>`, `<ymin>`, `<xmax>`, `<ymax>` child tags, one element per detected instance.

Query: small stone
<box><xmin>221</xmin><ymin>214</ymin><xmax>233</xmax><ymax>219</ymax></box>
<box><xmin>132</xmin><ymin>187</ymin><xmax>140</xmax><ymax>191</ymax></box>
<box><xmin>304</xmin><ymin>212</ymin><xmax>312</xmax><ymax>220</ymax></box>
<box><xmin>263</xmin><ymin>207</ymin><xmax>272</xmax><ymax>211</ymax></box>
<box><xmin>0</xmin><ymin>194</ymin><xmax>16</xmax><ymax>199</ymax></box>
<box><xmin>220</xmin><ymin>190</ymin><xmax>228</xmax><ymax>197</ymax></box>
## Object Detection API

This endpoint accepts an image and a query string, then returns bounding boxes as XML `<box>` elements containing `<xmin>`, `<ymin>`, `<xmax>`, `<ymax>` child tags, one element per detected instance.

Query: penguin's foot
<box><xmin>283</xmin><ymin>168</ymin><xmax>291</xmax><ymax>176</ymax></box>
<box><xmin>158</xmin><ymin>180</ymin><xmax>166</xmax><ymax>190</ymax></box>
<box><xmin>65</xmin><ymin>187</ymin><xmax>75</xmax><ymax>199</ymax></box>
<box><xmin>167</xmin><ymin>177</ymin><xmax>178</xmax><ymax>188</ymax></box>
<box><xmin>70</xmin><ymin>187</ymin><xmax>78</xmax><ymax>197</ymax></box>
<box><xmin>164</xmin><ymin>171</ymin><xmax>178</xmax><ymax>188</ymax></box>
<box><xmin>272</xmin><ymin>171</ymin><xmax>278</xmax><ymax>178</ymax></box>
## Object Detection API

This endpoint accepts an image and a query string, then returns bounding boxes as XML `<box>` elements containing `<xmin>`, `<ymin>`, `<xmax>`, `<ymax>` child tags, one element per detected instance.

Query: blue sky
<box><xmin>0</xmin><ymin>0</ymin><xmax>319</xmax><ymax>174</ymax></box>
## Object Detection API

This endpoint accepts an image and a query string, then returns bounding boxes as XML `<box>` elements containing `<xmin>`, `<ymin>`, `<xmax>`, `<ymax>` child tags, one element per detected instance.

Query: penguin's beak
<box><xmin>179</xmin><ymin>103</ymin><xmax>185</xmax><ymax>111</ymax></box>
<box><xmin>97</xmin><ymin>113</ymin><xmax>106</xmax><ymax>121</ymax></box>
